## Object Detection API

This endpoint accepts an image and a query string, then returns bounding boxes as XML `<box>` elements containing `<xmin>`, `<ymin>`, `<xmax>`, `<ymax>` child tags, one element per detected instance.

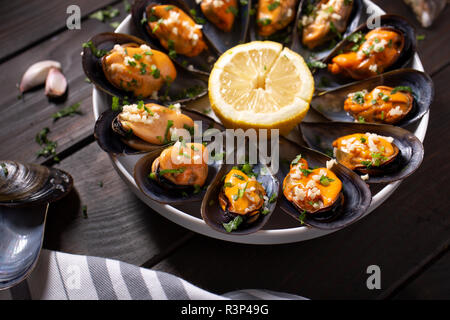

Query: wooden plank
<box><xmin>151</xmin><ymin>65</ymin><xmax>450</xmax><ymax>299</ymax></box>
<box><xmin>44</xmin><ymin>142</ymin><xmax>191</xmax><ymax>266</ymax></box>
<box><xmin>374</xmin><ymin>0</ymin><xmax>450</xmax><ymax>75</ymax></box>
<box><xmin>393</xmin><ymin>244</ymin><xmax>450</xmax><ymax>299</ymax></box>
<box><xmin>0</xmin><ymin>0</ymin><xmax>119</xmax><ymax>61</ymax></box>
<box><xmin>0</xmin><ymin>3</ymin><xmax>126</xmax><ymax>163</ymax></box>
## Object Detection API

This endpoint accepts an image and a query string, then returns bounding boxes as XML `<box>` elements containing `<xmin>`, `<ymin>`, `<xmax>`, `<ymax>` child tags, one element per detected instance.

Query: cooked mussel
<box><xmin>276</xmin><ymin>137</ymin><xmax>371</xmax><ymax>229</ymax></box>
<box><xmin>313</xmin><ymin>15</ymin><xmax>416</xmax><ymax>89</ymax></box>
<box><xmin>134</xmin><ymin>140</ymin><xmax>222</xmax><ymax>203</ymax></box>
<box><xmin>82</xmin><ymin>32</ymin><xmax>207</xmax><ymax>103</ymax></box>
<box><xmin>249</xmin><ymin>0</ymin><xmax>301</xmax><ymax>45</ymax></box>
<box><xmin>183</xmin><ymin>0</ymin><xmax>251</xmax><ymax>53</ymax></box>
<box><xmin>131</xmin><ymin>0</ymin><xmax>220</xmax><ymax>75</ymax></box>
<box><xmin>201</xmin><ymin>162</ymin><xmax>279</xmax><ymax>235</ymax></box>
<box><xmin>310</xmin><ymin>68</ymin><xmax>434</xmax><ymax>127</ymax></box>
<box><xmin>0</xmin><ymin>161</ymin><xmax>73</xmax><ymax>207</ymax></box>
<box><xmin>291</xmin><ymin>0</ymin><xmax>362</xmax><ymax>60</ymax></box>
<box><xmin>94</xmin><ymin>103</ymin><xmax>224</xmax><ymax>155</ymax></box>
<box><xmin>300</xmin><ymin>121</ymin><xmax>424</xmax><ymax>183</ymax></box>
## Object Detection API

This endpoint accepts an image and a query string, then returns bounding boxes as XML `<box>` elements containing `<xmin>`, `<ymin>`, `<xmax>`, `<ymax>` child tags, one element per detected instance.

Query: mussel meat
<box><xmin>0</xmin><ymin>161</ymin><xmax>73</xmax><ymax>207</ymax></box>
<box><xmin>150</xmin><ymin>141</ymin><xmax>209</xmax><ymax>189</ymax></box>
<box><xmin>82</xmin><ymin>32</ymin><xmax>208</xmax><ymax>103</ymax></box>
<box><xmin>112</xmin><ymin>102</ymin><xmax>195</xmax><ymax>150</ymax></box>
<box><xmin>102</xmin><ymin>43</ymin><xmax>176</xmax><ymax>99</ymax></box>
<box><xmin>276</xmin><ymin>137</ymin><xmax>371</xmax><ymax>229</ymax></box>
<box><xmin>332</xmin><ymin>132</ymin><xmax>399</xmax><ymax>176</ymax></box>
<box><xmin>283</xmin><ymin>154</ymin><xmax>343</xmax><ymax>215</ymax></box>
<box><xmin>300</xmin><ymin>121</ymin><xmax>424</xmax><ymax>183</ymax></box>
<box><xmin>328</xmin><ymin>27</ymin><xmax>404</xmax><ymax>79</ymax></box>
<box><xmin>201</xmin><ymin>161</ymin><xmax>279</xmax><ymax>234</ymax></box>
<box><xmin>200</xmin><ymin>0</ymin><xmax>239</xmax><ymax>32</ymax></box>
<box><xmin>344</xmin><ymin>85</ymin><xmax>413</xmax><ymax>124</ymax></box>
<box><xmin>257</xmin><ymin>0</ymin><xmax>298</xmax><ymax>37</ymax></box>
<box><xmin>310</xmin><ymin>69</ymin><xmax>433</xmax><ymax>127</ymax></box>
<box><xmin>145</xmin><ymin>4</ymin><xmax>208</xmax><ymax>57</ymax></box>
<box><xmin>301</xmin><ymin>0</ymin><xmax>355</xmax><ymax>49</ymax></box>
<box><xmin>134</xmin><ymin>139</ymin><xmax>222</xmax><ymax>203</ymax></box>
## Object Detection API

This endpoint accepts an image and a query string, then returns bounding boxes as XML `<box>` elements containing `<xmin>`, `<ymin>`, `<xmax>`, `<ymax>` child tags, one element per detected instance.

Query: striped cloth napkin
<box><xmin>0</xmin><ymin>250</ymin><xmax>306</xmax><ymax>300</ymax></box>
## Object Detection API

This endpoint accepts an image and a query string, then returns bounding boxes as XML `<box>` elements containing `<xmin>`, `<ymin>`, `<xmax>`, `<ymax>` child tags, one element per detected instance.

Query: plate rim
<box><xmin>92</xmin><ymin>0</ymin><xmax>429</xmax><ymax>244</ymax></box>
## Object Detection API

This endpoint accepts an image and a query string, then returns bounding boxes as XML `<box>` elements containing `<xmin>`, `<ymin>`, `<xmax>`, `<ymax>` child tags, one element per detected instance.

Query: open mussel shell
<box><xmin>291</xmin><ymin>0</ymin><xmax>364</xmax><ymax>60</ymax></box>
<box><xmin>310</xmin><ymin>68</ymin><xmax>433</xmax><ymax>127</ymax></box>
<box><xmin>248</xmin><ymin>0</ymin><xmax>302</xmax><ymax>46</ymax></box>
<box><xmin>313</xmin><ymin>14</ymin><xmax>417</xmax><ymax>90</ymax></box>
<box><xmin>300</xmin><ymin>121</ymin><xmax>424</xmax><ymax>183</ymax></box>
<box><xmin>82</xmin><ymin>32</ymin><xmax>208</xmax><ymax>103</ymax></box>
<box><xmin>131</xmin><ymin>0</ymin><xmax>220</xmax><ymax>75</ymax></box>
<box><xmin>94</xmin><ymin>106</ymin><xmax>225</xmax><ymax>155</ymax></box>
<box><xmin>201</xmin><ymin>162</ymin><xmax>280</xmax><ymax>235</ymax></box>
<box><xmin>133</xmin><ymin>140</ymin><xmax>222</xmax><ymax>204</ymax></box>
<box><xmin>0</xmin><ymin>161</ymin><xmax>73</xmax><ymax>207</ymax></box>
<box><xmin>182</xmin><ymin>0</ymin><xmax>251</xmax><ymax>54</ymax></box>
<box><xmin>276</xmin><ymin>138</ymin><xmax>371</xmax><ymax>229</ymax></box>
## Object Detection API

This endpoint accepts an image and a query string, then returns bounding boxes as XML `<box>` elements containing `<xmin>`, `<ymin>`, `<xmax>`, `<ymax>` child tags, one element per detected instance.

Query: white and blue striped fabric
<box><xmin>0</xmin><ymin>250</ymin><xmax>307</xmax><ymax>300</ymax></box>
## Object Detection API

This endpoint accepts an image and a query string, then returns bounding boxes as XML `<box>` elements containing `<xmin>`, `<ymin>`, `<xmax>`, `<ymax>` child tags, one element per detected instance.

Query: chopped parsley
<box><xmin>226</xmin><ymin>6</ymin><xmax>238</xmax><ymax>16</ymax></box>
<box><xmin>291</xmin><ymin>154</ymin><xmax>302</xmax><ymax>166</ymax></box>
<box><xmin>298</xmin><ymin>210</ymin><xmax>307</xmax><ymax>225</ymax></box>
<box><xmin>300</xmin><ymin>168</ymin><xmax>313</xmax><ymax>176</ymax></box>
<box><xmin>52</xmin><ymin>103</ymin><xmax>82</xmax><ymax>121</ymax></box>
<box><xmin>319</xmin><ymin>175</ymin><xmax>335</xmax><ymax>186</ymax></box>
<box><xmin>258</xmin><ymin>18</ymin><xmax>272</xmax><ymax>26</ymax></box>
<box><xmin>268</xmin><ymin>1</ymin><xmax>280</xmax><ymax>11</ymax></box>
<box><xmin>233</xmin><ymin>174</ymin><xmax>245</xmax><ymax>180</ymax></box>
<box><xmin>1</xmin><ymin>163</ymin><xmax>8</xmax><ymax>177</ymax></box>
<box><xmin>35</xmin><ymin>127</ymin><xmax>59</xmax><ymax>162</ymax></box>
<box><xmin>223</xmin><ymin>215</ymin><xmax>243</xmax><ymax>233</ymax></box>
<box><xmin>158</xmin><ymin>167</ymin><xmax>186</xmax><ymax>175</ymax></box>
<box><xmin>306</xmin><ymin>59</ymin><xmax>327</xmax><ymax>69</ymax></box>
<box><xmin>168</xmin><ymin>39</ymin><xmax>177</xmax><ymax>59</ymax></box>
<box><xmin>269</xmin><ymin>193</ymin><xmax>277</xmax><ymax>203</ymax></box>
<box><xmin>82</xmin><ymin>41</ymin><xmax>109</xmax><ymax>58</ymax></box>
<box><xmin>352</xmin><ymin>91</ymin><xmax>366</xmax><ymax>105</ymax></box>
<box><xmin>391</xmin><ymin>86</ymin><xmax>413</xmax><ymax>94</ymax></box>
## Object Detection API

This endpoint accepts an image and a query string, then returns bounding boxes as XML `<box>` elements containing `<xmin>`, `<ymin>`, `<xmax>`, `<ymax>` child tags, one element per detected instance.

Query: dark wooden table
<box><xmin>1</xmin><ymin>0</ymin><xmax>449</xmax><ymax>299</ymax></box>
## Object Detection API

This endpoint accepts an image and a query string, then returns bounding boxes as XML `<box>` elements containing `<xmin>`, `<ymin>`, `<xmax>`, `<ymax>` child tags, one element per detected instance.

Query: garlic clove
<box><xmin>45</xmin><ymin>67</ymin><xmax>67</xmax><ymax>98</ymax></box>
<box><xmin>19</xmin><ymin>60</ymin><xmax>61</xmax><ymax>93</ymax></box>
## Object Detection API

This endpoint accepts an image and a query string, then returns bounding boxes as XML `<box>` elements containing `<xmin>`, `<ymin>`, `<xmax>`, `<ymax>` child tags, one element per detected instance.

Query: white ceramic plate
<box><xmin>92</xmin><ymin>0</ymin><xmax>428</xmax><ymax>244</ymax></box>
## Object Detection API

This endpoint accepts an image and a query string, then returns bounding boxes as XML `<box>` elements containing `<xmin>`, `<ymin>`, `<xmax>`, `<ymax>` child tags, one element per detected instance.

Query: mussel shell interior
<box><xmin>314</xmin><ymin>14</ymin><xmax>416</xmax><ymax>90</ymax></box>
<box><xmin>94</xmin><ymin>106</ymin><xmax>225</xmax><ymax>155</ymax></box>
<box><xmin>310</xmin><ymin>69</ymin><xmax>434</xmax><ymax>127</ymax></box>
<box><xmin>300</xmin><ymin>121</ymin><xmax>424</xmax><ymax>183</ymax></box>
<box><xmin>201</xmin><ymin>162</ymin><xmax>280</xmax><ymax>235</ymax></box>
<box><xmin>0</xmin><ymin>161</ymin><xmax>73</xmax><ymax>207</ymax></box>
<box><xmin>82</xmin><ymin>32</ymin><xmax>208</xmax><ymax>104</ymax></box>
<box><xmin>133</xmin><ymin>141</ymin><xmax>222</xmax><ymax>204</ymax></box>
<box><xmin>131</xmin><ymin>0</ymin><xmax>219</xmax><ymax>75</ymax></box>
<box><xmin>182</xmin><ymin>0</ymin><xmax>251</xmax><ymax>54</ymax></box>
<box><xmin>276</xmin><ymin>137</ymin><xmax>371</xmax><ymax>229</ymax></box>
<box><xmin>291</xmin><ymin>0</ymin><xmax>364</xmax><ymax>61</ymax></box>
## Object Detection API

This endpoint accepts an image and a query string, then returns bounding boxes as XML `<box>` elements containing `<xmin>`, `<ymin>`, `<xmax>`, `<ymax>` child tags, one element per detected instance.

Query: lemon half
<box><xmin>209</xmin><ymin>41</ymin><xmax>314</xmax><ymax>135</ymax></box>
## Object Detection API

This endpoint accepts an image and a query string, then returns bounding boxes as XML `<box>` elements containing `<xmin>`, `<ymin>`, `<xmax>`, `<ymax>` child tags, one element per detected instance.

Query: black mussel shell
<box><xmin>182</xmin><ymin>0</ymin><xmax>251</xmax><ymax>54</ymax></box>
<box><xmin>310</xmin><ymin>68</ymin><xmax>433</xmax><ymax>127</ymax></box>
<box><xmin>313</xmin><ymin>15</ymin><xmax>417</xmax><ymax>90</ymax></box>
<box><xmin>82</xmin><ymin>32</ymin><xmax>208</xmax><ymax>103</ymax></box>
<box><xmin>248</xmin><ymin>0</ymin><xmax>302</xmax><ymax>46</ymax></box>
<box><xmin>291</xmin><ymin>0</ymin><xmax>364</xmax><ymax>61</ymax></box>
<box><xmin>131</xmin><ymin>0</ymin><xmax>220</xmax><ymax>75</ymax></box>
<box><xmin>300</xmin><ymin>121</ymin><xmax>424</xmax><ymax>183</ymax></box>
<box><xmin>201</xmin><ymin>162</ymin><xmax>280</xmax><ymax>235</ymax></box>
<box><xmin>0</xmin><ymin>161</ymin><xmax>73</xmax><ymax>207</ymax></box>
<box><xmin>276</xmin><ymin>137</ymin><xmax>371</xmax><ymax>229</ymax></box>
<box><xmin>94</xmin><ymin>105</ymin><xmax>225</xmax><ymax>155</ymax></box>
<box><xmin>133</xmin><ymin>139</ymin><xmax>223</xmax><ymax>204</ymax></box>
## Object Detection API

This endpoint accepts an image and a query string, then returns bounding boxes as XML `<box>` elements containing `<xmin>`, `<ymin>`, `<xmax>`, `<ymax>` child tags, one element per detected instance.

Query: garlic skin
<box><xmin>45</xmin><ymin>67</ymin><xmax>67</xmax><ymax>98</ymax></box>
<box><xmin>19</xmin><ymin>60</ymin><xmax>61</xmax><ymax>93</ymax></box>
